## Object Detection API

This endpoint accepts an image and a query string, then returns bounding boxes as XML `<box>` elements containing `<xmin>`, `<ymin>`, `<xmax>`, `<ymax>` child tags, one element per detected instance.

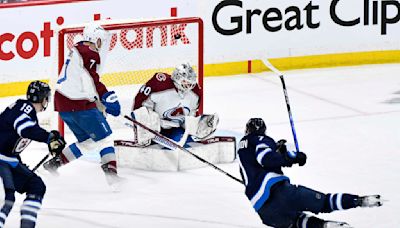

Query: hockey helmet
<box><xmin>171</xmin><ymin>63</ymin><xmax>197</xmax><ymax>95</ymax></box>
<box><xmin>82</xmin><ymin>23</ymin><xmax>110</xmax><ymax>50</ymax></box>
<box><xmin>245</xmin><ymin>118</ymin><xmax>266</xmax><ymax>135</ymax></box>
<box><xmin>27</xmin><ymin>80</ymin><xmax>51</xmax><ymax>104</ymax></box>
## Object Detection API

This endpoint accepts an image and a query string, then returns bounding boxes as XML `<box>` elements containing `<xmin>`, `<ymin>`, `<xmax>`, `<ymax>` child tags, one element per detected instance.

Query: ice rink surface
<box><xmin>1</xmin><ymin>64</ymin><xmax>399</xmax><ymax>227</ymax></box>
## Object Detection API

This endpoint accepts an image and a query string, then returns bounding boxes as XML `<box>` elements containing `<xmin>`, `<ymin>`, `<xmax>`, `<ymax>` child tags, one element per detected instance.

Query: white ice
<box><xmin>1</xmin><ymin>64</ymin><xmax>399</xmax><ymax>227</ymax></box>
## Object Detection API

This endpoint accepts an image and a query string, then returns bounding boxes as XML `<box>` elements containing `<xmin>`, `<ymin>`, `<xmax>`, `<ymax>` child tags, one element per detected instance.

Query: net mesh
<box><xmin>56</xmin><ymin>17</ymin><xmax>203</xmax><ymax>134</ymax></box>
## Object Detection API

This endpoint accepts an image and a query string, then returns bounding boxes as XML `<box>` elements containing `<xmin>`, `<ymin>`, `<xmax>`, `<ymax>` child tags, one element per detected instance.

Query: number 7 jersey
<box><xmin>54</xmin><ymin>41</ymin><xmax>108</xmax><ymax>112</ymax></box>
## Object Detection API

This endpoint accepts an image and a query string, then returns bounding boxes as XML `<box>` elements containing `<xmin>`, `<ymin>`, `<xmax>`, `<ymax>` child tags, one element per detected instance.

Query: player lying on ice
<box><xmin>131</xmin><ymin>63</ymin><xmax>219</xmax><ymax>147</ymax></box>
<box><xmin>0</xmin><ymin>81</ymin><xmax>66</xmax><ymax>228</ymax></box>
<box><xmin>238</xmin><ymin>118</ymin><xmax>383</xmax><ymax>228</ymax></box>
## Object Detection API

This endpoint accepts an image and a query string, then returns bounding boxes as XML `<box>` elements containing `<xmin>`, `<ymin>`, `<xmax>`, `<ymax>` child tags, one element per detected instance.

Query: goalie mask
<box><xmin>82</xmin><ymin>23</ymin><xmax>110</xmax><ymax>50</ymax></box>
<box><xmin>172</xmin><ymin>63</ymin><xmax>197</xmax><ymax>96</ymax></box>
<box><xmin>245</xmin><ymin>118</ymin><xmax>266</xmax><ymax>135</ymax></box>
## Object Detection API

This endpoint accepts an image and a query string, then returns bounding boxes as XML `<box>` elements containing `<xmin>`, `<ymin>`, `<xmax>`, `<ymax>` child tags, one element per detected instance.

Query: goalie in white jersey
<box><xmin>132</xmin><ymin>63</ymin><xmax>219</xmax><ymax>146</ymax></box>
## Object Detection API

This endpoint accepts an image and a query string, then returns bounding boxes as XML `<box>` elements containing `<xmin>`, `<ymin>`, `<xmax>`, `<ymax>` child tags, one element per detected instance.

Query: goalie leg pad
<box><xmin>131</xmin><ymin>107</ymin><xmax>161</xmax><ymax>145</ymax></box>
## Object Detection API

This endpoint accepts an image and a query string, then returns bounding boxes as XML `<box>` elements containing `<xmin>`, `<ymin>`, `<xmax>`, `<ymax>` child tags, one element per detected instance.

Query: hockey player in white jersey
<box><xmin>43</xmin><ymin>23</ymin><xmax>122</xmax><ymax>186</ymax></box>
<box><xmin>132</xmin><ymin>63</ymin><xmax>219</xmax><ymax>146</ymax></box>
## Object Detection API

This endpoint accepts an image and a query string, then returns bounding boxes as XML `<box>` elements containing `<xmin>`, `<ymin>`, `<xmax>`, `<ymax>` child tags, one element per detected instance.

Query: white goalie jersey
<box><xmin>132</xmin><ymin>72</ymin><xmax>201</xmax><ymax>128</ymax></box>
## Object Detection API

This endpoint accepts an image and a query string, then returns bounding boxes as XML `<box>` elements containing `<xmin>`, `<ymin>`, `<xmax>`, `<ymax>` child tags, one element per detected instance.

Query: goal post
<box><xmin>55</xmin><ymin>17</ymin><xmax>204</xmax><ymax>135</ymax></box>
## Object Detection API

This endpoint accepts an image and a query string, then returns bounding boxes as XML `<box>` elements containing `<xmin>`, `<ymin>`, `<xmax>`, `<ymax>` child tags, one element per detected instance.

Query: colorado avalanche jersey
<box><xmin>133</xmin><ymin>72</ymin><xmax>201</xmax><ymax>126</ymax></box>
<box><xmin>55</xmin><ymin>41</ymin><xmax>108</xmax><ymax>112</ymax></box>
<box><xmin>237</xmin><ymin>133</ymin><xmax>291</xmax><ymax>211</ymax></box>
<box><xmin>0</xmin><ymin>100</ymin><xmax>50</xmax><ymax>167</ymax></box>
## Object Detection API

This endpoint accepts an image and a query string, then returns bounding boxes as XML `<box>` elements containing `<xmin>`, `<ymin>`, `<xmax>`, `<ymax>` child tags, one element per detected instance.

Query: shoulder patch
<box><xmin>146</xmin><ymin>73</ymin><xmax>175</xmax><ymax>93</ymax></box>
<box><xmin>156</xmin><ymin>73</ymin><xmax>167</xmax><ymax>82</ymax></box>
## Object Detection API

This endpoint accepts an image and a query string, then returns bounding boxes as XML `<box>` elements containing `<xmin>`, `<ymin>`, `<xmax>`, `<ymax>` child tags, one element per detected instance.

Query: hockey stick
<box><xmin>261</xmin><ymin>59</ymin><xmax>300</xmax><ymax>153</ymax></box>
<box><xmin>123</xmin><ymin>115</ymin><xmax>244</xmax><ymax>184</ymax></box>
<box><xmin>32</xmin><ymin>153</ymin><xmax>50</xmax><ymax>172</ymax></box>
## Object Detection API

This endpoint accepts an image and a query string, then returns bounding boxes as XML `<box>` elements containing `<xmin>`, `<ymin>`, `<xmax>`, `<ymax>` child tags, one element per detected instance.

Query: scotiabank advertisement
<box><xmin>0</xmin><ymin>0</ymin><xmax>399</xmax><ymax>87</ymax></box>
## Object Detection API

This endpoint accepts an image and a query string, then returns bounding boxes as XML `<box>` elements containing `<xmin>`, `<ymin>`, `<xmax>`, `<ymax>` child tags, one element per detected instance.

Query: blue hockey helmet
<box><xmin>27</xmin><ymin>80</ymin><xmax>51</xmax><ymax>104</ymax></box>
<box><xmin>245</xmin><ymin>118</ymin><xmax>266</xmax><ymax>135</ymax></box>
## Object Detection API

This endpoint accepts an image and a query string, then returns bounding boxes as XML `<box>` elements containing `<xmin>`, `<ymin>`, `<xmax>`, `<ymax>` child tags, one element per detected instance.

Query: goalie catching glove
<box><xmin>185</xmin><ymin>113</ymin><xmax>219</xmax><ymax>140</ymax></box>
<box><xmin>131</xmin><ymin>107</ymin><xmax>161</xmax><ymax>146</ymax></box>
<box><xmin>47</xmin><ymin>130</ymin><xmax>66</xmax><ymax>156</ymax></box>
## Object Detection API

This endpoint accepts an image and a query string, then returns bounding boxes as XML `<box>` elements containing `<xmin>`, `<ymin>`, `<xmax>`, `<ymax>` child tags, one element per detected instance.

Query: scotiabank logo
<box><xmin>66</xmin><ymin>23</ymin><xmax>190</xmax><ymax>51</ymax></box>
<box><xmin>0</xmin><ymin>15</ymin><xmax>191</xmax><ymax>61</ymax></box>
<box><xmin>0</xmin><ymin>22</ymin><xmax>54</xmax><ymax>61</ymax></box>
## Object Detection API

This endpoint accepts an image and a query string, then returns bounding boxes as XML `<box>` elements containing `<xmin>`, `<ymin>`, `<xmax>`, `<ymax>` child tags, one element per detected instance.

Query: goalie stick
<box><xmin>261</xmin><ymin>59</ymin><xmax>300</xmax><ymax>153</ymax></box>
<box><xmin>123</xmin><ymin>115</ymin><xmax>244</xmax><ymax>184</ymax></box>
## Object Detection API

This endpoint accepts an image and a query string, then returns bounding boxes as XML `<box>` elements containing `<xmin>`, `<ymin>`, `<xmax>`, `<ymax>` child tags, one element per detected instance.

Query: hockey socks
<box><xmin>20</xmin><ymin>194</ymin><xmax>42</xmax><ymax>228</ymax></box>
<box><xmin>322</xmin><ymin>193</ymin><xmax>360</xmax><ymax>212</ymax></box>
<box><xmin>61</xmin><ymin>143</ymin><xmax>83</xmax><ymax>164</ymax></box>
<box><xmin>296</xmin><ymin>214</ymin><xmax>325</xmax><ymax>228</ymax></box>
<box><xmin>296</xmin><ymin>214</ymin><xmax>351</xmax><ymax>228</ymax></box>
<box><xmin>0</xmin><ymin>190</ymin><xmax>15</xmax><ymax>228</ymax></box>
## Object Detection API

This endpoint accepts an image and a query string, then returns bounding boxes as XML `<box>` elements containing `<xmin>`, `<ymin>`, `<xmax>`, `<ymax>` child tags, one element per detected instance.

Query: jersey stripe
<box><xmin>250</xmin><ymin>172</ymin><xmax>289</xmax><ymax>210</ymax></box>
<box><xmin>0</xmin><ymin>154</ymin><xmax>19</xmax><ymax>167</ymax></box>
<box><xmin>256</xmin><ymin>148</ymin><xmax>272</xmax><ymax>164</ymax></box>
<box><xmin>16</xmin><ymin>121</ymin><xmax>36</xmax><ymax>136</ymax></box>
<box><xmin>13</xmin><ymin>113</ymin><xmax>31</xmax><ymax>129</ymax></box>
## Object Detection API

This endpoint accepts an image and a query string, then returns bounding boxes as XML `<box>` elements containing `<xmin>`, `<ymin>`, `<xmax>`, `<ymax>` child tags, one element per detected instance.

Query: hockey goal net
<box><xmin>55</xmin><ymin>17</ymin><xmax>204</xmax><ymax>137</ymax></box>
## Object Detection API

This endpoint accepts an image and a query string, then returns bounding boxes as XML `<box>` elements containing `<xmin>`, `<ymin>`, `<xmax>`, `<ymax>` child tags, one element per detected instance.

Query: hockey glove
<box><xmin>276</xmin><ymin>139</ymin><xmax>307</xmax><ymax>166</ymax></box>
<box><xmin>276</xmin><ymin>139</ymin><xmax>287</xmax><ymax>154</ymax></box>
<box><xmin>284</xmin><ymin>150</ymin><xmax>307</xmax><ymax>166</ymax></box>
<box><xmin>101</xmin><ymin>91</ymin><xmax>121</xmax><ymax>117</ymax></box>
<box><xmin>47</xmin><ymin>130</ymin><xmax>66</xmax><ymax>156</ymax></box>
<box><xmin>294</xmin><ymin>152</ymin><xmax>307</xmax><ymax>166</ymax></box>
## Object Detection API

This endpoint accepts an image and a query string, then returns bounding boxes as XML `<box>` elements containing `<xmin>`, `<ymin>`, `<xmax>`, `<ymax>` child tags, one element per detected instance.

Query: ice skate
<box><xmin>101</xmin><ymin>164</ymin><xmax>124</xmax><ymax>192</ymax></box>
<box><xmin>357</xmin><ymin>195</ymin><xmax>383</xmax><ymax>207</ymax></box>
<box><xmin>323</xmin><ymin>221</ymin><xmax>353</xmax><ymax>228</ymax></box>
<box><xmin>43</xmin><ymin>156</ymin><xmax>62</xmax><ymax>176</ymax></box>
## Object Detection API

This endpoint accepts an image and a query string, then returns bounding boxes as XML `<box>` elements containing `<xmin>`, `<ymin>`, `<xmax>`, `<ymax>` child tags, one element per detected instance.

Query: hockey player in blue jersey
<box><xmin>0</xmin><ymin>80</ymin><xmax>66</xmax><ymax>228</ymax></box>
<box><xmin>238</xmin><ymin>118</ymin><xmax>383</xmax><ymax>228</ymax></box>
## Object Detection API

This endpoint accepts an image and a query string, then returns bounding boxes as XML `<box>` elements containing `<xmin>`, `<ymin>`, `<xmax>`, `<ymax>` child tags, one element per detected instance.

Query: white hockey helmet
<box><xmin>171</xmin><ymin>63</ymin><xmax>197</xmax><ymax>95</ymax></box>
<box><xmin>82</xmin><ymin>23</ymin><xmax>110</xmax><ymax>50</ymax></box>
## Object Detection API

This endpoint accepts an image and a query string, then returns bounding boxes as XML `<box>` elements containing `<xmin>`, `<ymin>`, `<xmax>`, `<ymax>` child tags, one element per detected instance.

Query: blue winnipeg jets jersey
<box><xmin>0</xmin><ymin>99</ymin><xmax>50</xmax><ymax>167</ymax></box>
<box><xmin>237</xmin><ymin>133</ymin><xmax>291</xmax><ymax>211</ymax></box>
